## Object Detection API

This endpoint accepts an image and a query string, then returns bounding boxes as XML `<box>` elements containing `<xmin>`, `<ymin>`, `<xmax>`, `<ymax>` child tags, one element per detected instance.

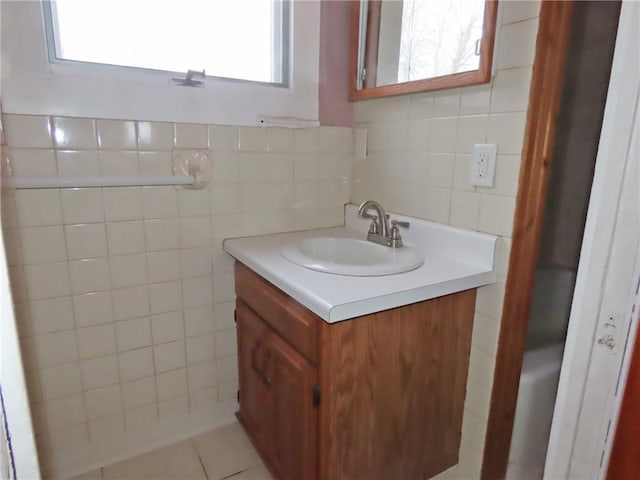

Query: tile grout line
<box><xmin>192</xmin><ymin>437</ymin><xmax>211</xmax><ymax>480</ymax></box>
<box><xmin>220</xmin><ymin>467</ymin><xmax>252</xmax><ymax>480</ymax></box>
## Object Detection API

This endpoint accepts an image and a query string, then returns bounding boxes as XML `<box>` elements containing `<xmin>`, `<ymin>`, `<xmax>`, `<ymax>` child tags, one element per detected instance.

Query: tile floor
<box><xmin>70</xmin><ymin>422</ymin><xmax>272</xmax><ymax>480</ymax></box>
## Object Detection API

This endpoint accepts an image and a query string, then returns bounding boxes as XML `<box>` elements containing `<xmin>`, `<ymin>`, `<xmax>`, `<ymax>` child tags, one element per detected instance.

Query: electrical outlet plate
<box><xmin>470</xmin><ymin>143</ymin><xmax>497</xmax><ymax>187</ymax></box>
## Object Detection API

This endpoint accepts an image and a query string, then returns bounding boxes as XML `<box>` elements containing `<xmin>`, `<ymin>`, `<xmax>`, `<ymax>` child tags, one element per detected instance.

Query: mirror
<box><xmin>350</xmin><ymin>0</ymin><xmax>498</xmax><ymax>100</ymax></box>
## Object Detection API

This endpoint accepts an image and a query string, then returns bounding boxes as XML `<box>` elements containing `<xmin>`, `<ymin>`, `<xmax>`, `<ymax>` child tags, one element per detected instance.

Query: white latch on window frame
<box><xmin>171</xmin><ymin>69</ymin><xmax>206</xmax><ymax>87</ymax></box>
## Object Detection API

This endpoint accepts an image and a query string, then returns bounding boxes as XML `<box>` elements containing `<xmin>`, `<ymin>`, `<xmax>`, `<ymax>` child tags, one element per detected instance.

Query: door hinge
<box><xmin>312</xmin><ymin>385</ymin><xmax>321</xmax><ymax>407</ymax></box>
<box><xmin>237</xmin><ymin>389</ymin><xmax>240</xmax><ymax>403</ymax></box>
<box><xmin>234</xmin><ymin>309</ymin><xmax>237</xmax><ymax>323</ymax></box>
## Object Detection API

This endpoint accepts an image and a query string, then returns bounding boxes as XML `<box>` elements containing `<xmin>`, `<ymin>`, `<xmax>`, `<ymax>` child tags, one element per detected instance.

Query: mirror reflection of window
<box><xmin>376</xmin><ymin>0</ymin><xmax>485</xmax><ymax>86</ymax></box>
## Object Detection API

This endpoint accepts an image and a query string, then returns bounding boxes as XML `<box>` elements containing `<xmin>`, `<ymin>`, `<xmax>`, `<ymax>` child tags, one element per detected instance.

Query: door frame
<box><xmin>480</xmin><ymin>2</ymin><xmax>575</xmax><ymax>478</ymax></box>
<box><xmin>545</xmin><ymin>1</ymin><xmax>640</xmax><ymax>475</ymax></box>
<box><xmin>481</xmin><ymin>1</ymin><xmax>639</xmax><ymax>478</ymax></box>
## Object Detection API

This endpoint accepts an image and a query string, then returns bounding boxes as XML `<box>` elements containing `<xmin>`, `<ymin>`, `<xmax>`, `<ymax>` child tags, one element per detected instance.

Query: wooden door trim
<box><xmin>480</xmin><ymin>2</ymin><xmax>575</xmax><ymax>479</ymax></box>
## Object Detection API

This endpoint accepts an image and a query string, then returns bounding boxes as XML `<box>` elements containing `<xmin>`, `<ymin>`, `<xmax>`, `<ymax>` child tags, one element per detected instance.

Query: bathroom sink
<box><xmin>279</xmin><ymin>237</ymin><xmax>423</xmax><ymax>276</ymax></box>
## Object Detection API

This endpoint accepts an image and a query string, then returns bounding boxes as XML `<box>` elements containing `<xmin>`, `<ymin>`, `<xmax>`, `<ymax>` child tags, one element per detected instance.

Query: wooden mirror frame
<box><xmin>349</xmin><ymin>0</ymin><xmax>499</xmax><ymax>101</ymax></box>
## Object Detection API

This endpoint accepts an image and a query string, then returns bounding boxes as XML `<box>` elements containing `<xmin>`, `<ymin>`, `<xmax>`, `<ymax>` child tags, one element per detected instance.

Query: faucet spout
<box><xmin>357</xmin><ymin>200</ymin><xmax>390</xmax><ymax>238</ymax></box>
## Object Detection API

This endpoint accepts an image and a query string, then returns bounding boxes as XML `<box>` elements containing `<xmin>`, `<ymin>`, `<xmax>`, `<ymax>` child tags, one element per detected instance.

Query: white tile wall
<box><xmin>174</xmin><ymin>123</ymin><xmax>209</xmax><ymax>149</ymax></box>
<box><xmin>30</xmin><ymin>297</ymin><xmax>74</xmax><ymax>335</ymax></box>
<box><xmin>3</xmin><ymin>115</ymin><xmax>53</xmax><ymax>148</ymax></box>
<box><xmin>2</xmin><ymin>113</ymin><xmax>352</xmax><ymax>474</ymax></box>
<box><xmin>116</xmin><ymin>317</ymin><xmax>152</xmax><ymax>352</ymax></box>
<box><xmin>99</xmin><ymin>150</ymin><xmax>140</xmax><ymax>176</ymax></box>
<box><xmin>77</xmin><ymin>325</ymin><xmax>117</xmax><ymax>360</ymax></box>
<box><xmin>118</xmin><ymin>348</ymin><xmax>154</xmax><ymax>383</ymax></box>
<box><xmin>15</xmin><ymin>190</ymin><xmax>63</xmax><ymax>227</ymax></box>
<box><xmin>97</xmin><ymin>120</ymin><xmax>137</xmax><ymax>150</ymax></box>
<box><xmin>20</xmin><ymin>227</ymin><xmax>67</xmax><ymax>264</ymax></box>
<box><xmin>121</xmin><ymin>376</ymin><xmax>156</xmax><ymax>411</ymax></box>
<box><xmin>137</xmin><ymin>122</ymin><xmax>174</xmax><ymax>151</ymax></box>
<box><xmin>45</xmin><ymin>394</ymin><xmax>86</xmax><ymax>430</ymax></box>
<box><xmin>40</xmin><ymin>363</ymin><xmax>82</xmax><ymax>400</ymax></box>
<box><xmin>52</xmin><ymin>117</ymin><xmax>97</xmax><ymax>149</ymax></box>
<box><xmin>351</xmin><ymin>2</ymin><xmax>541</xmax><ymax>477</ymax></box>
<box><xmin>158</xmin><ymin>396</ymin><xmax>189</xmax><ymax>421</ymax></box>
<box><xmin>58</xmin><ymin>150</ymin><xmax>100</xmax><ymax>177</ymax></box>
<box><xmin>80</xmin><ymin>355</ymin><xmax>119</xmax><ymax>391</ymax></box>
<box><xmin>3</xmin><ymin>4</ymin><xmax>539</xmax><ymax>475</ymax></box>
<box><xmin>125</xmin><ymin>404</ymin><xmax>159</xmax><ymax>431</ymax></box>
<box><xmin>10</xmin><ymin>149</ymin><xmax>57</xmax><ymax>177</ymax></box>
<box><xmin>73</xmin><ymin>292</ymin><xmax>113</xmax><ymax>327</ymax></box>
<box><xmin>89</xmin><ymin>414</ymin><xmax>125</xmax><ymax>441</ymax></box>
<box><xmin>69</xmin><ymin>259</ymin><xmax>110</xmax><ymax>294</ymax></box>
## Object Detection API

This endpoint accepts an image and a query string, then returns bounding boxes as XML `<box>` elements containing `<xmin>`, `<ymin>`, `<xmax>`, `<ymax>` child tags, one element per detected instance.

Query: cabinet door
<box><xmin>264</xmin><ymin>328</ymin><xmax>318</xmax><ymax>480</ymax></box>
<box><xmin>236</xmin><ymin>301</ymin><xmax>272</xmax><ymax>455</ymax></box>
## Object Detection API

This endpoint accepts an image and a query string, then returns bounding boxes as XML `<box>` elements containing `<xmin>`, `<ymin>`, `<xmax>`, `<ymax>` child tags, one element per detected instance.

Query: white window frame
<box><xmin>42</xmin><ymin>0</ymin><xmax>290</xmax><ymax>88</ymax></box>
<box><xmin>0</xmin><ymin>0</ymin><xmax>320</xmax><ymax>126</ymax></box>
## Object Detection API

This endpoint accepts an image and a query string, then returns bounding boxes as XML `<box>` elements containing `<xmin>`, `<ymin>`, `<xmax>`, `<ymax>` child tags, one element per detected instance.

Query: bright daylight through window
<box><xmin>43</xmin><ymin>0</ymin><xmax>288</xmax><ymax>85</ymax></box>
<box><xmin>397</xmin><ymin>0</ymin><xmax>484</xmax><ymax>82</ymax></box>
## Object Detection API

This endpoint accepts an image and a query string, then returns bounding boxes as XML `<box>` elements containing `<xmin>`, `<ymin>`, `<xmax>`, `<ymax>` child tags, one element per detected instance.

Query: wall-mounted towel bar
<box><xmin>5</xmin><ymin>175</ymin><xmax>197</xmax><ymax>189</ymax></box>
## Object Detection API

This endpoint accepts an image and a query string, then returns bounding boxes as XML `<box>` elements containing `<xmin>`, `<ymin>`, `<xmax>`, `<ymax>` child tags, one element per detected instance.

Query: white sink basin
<box><xmin>279</xmin><ymin>237</ymin><xmax>423</xmax><ymax>276</ymax></box>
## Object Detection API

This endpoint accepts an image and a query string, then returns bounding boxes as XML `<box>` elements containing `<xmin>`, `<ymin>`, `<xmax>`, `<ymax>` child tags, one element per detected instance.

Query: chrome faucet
<box><xmin>357</xmin><ymin>200</ymin><xmax>410</xmax><ymax>248</ymax></box>
<box><xmin>358</xmin><ymin>200</ymin><xmax>390</xmax><ymax>237</ymax></box>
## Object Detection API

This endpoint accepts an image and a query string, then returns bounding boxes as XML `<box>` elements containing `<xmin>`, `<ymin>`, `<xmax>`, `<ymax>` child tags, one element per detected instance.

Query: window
<box><xmin>1</xmin><ymin>1</ymin><xmax>319</xmax><ymax>125</ymax></box>
<box><xmin>43</xmin><ymin>0</ymin><xmax>289</xmax><ymax>85</ymax></box>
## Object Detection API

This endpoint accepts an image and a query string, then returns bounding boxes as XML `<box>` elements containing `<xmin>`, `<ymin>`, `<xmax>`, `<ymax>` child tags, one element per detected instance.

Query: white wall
<box><xmin>1</xmin><ymin>116</ymin><xmax>351</xmax><ymax>478</ymax></box>
<box><xmin>0</xmin><ymin>1</ymin><xmax>350</xmax><ymax>476</ymax></box>
<box><xmin>351</xmin><ymin>1</ymin><xmax>541</xmax><ymax>476</ymax></box>
<box><xmin>0</xmin><ymin>1</ymin><xmax>557</xmax><ymax>478</ymax></box>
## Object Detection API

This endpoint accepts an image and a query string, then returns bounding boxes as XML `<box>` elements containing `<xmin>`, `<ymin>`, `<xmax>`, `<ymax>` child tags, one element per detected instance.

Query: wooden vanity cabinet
<box><xmin>234</xmin><ymin>262</ymin><xmax>477</xmax><ymax>480</ymax></box>
<box><xmin>236</xmin><ymin>301</ymin><xmax>318</xmax><ymax>480</ymax></box>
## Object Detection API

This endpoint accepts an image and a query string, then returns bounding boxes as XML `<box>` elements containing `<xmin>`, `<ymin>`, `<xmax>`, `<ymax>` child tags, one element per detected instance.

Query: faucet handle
<box><xmin>367</xmin><ymin>216</ymin><xmax>379</xmax><ymax>234</ymax></box>
<box><xmin>389</xmin><ymin>225</ymin><xmax>404</xmax><ymax>248</ymax></box>
<box><xmin>359</xmin><ymin>211</ymin><xmax>389</xmax><ymax>221</ymax></box>
<box><xmin>391</xmin><ymin>219</ymin><xmax>410</xmax><ymax>229</ymax></box>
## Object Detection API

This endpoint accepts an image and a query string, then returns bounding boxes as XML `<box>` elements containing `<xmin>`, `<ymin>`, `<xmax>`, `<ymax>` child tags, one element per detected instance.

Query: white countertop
<box><xmin>223</xmin><ymin>205</ymin><xmax>498</xmax><ymax>323</ymax></box>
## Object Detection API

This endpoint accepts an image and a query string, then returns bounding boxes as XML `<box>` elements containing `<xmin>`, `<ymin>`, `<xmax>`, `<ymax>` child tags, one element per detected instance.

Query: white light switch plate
<box><xmin>470</xmin><ymin>144</ymin><xmax>497</xmax><ymax>187</ymax></box>
<box><xmin>354</xmin><ymin>127</ymin><xmax>368</xmax><ymax>160</ymax></box>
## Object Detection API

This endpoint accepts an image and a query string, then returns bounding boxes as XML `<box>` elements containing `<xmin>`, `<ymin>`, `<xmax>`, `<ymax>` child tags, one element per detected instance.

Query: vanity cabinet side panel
<box><xmin>317</xmin><ymin>320</ymin><xmax>334</xmax><ymax>480</ymax></box>
<box><xmin>322</xmin><ymin>290</ymin><xmax>477</xmax><ymax>480</ymax></box>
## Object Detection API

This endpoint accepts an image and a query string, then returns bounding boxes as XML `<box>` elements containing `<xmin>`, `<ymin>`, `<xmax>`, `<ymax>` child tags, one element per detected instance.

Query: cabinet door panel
<box><xmin>236</xmin><ymin>301</ymin><xmax>272</xmax><ymax>454</ymax></box>
<box><xmin>266</xmin><ymin>328</ymin><xmax>318</xmax><ymax>480</ymax></box>
<box><xmin>235</xmin><ymin>262</ymin><xmax>320</xmax><ymax>364</ymax></box>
